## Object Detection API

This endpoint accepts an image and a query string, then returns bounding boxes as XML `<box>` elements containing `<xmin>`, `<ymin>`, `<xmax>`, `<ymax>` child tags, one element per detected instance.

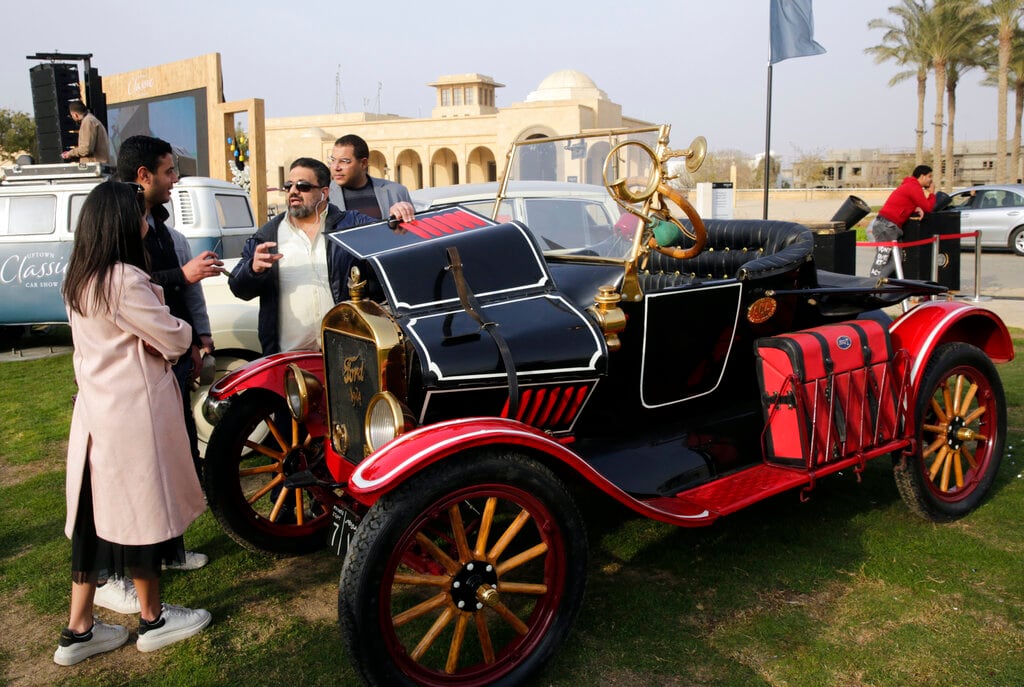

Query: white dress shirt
<box><xmin>276</xmin><ymin>212</ymin><xmax>335</xmax><ymax>351</ymax></box>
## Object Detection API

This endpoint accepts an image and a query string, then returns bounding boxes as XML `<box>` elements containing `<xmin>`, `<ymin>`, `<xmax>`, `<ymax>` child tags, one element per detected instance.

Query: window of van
<box><xmin>70</xmin><ymin>194</ymin><xmax>89</xmax><ymax>232</ymax></box>
<box><xmin>0</xmin><ymin>195</ymin><xmax>57</xmax><ymax>235</ymax></box>
<box><xmin>216</xmin><ymin>194</ymin><xmax>254</xmax><ymax>228</ymax></box>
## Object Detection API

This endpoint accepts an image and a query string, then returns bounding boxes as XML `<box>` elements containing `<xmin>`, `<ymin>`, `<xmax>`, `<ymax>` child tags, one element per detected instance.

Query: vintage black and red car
<box><xmin>202</xmin><ymin>125</ymin><xmax>1013</xmax><ymax>687</ymax></box>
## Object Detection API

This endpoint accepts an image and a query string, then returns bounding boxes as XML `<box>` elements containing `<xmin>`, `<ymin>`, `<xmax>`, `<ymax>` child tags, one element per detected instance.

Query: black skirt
<box><xmin>70</xmin><ymin>461</ymin><xmax>186</xmax><ymax>584</ymax></box>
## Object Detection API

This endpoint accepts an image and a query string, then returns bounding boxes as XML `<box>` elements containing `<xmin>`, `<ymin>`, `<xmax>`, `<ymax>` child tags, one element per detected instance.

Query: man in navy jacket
<box><xmin>229</xmin><ymin>157</ymin><xmax>379</xmax><ymax>354</ymax></box>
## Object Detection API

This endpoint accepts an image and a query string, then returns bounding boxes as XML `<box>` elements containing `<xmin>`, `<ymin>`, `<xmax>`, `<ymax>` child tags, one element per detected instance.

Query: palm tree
<box><xmin>917</xmin><ymin>0</ymin><xmax>988</xmax><ymax>190</ymax></box>
<box><xmin>1007</xmin><ymin>29</ymin><xmax>1024</xmax><ymax>182</ymax></box>
<box><xmin>982</xmin><ymin>27</ymin><xmax>1024</xmax><ymax>182</ymax></box>
<box><xmin>977</xmin><ymin>0</ymin><xmax>1024</xmax><ymax>183</ymax></box>
<box><xmin>941</xmin><ymin>12</ymin><xmax>990</xmax><ymax>187</ymax></box>
<box><xmin>867</xmin><ymin>0</ymin><xmax>932</xmax><ymax>165</ymax></box>
<box><xmin>945</xmin><ymin>63</ymin><xmax>964</xmax><ymax>186</ymax></box>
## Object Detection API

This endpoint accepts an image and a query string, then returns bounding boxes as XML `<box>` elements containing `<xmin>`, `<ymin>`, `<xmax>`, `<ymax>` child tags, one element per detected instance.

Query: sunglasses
<box><xmin>283</xmin><ymin>181</ymin><xmax>322</xmax><ymax>193</ymax></box>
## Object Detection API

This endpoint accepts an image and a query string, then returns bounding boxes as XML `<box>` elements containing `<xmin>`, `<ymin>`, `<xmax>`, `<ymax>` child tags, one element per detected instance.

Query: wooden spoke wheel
<box><xmin>895</xmin><ymin>343</ymin><xmax>1006</xmax><ymax>521</ymax></box>
<box><xmin>204</xmin><ymin>390</ymin><xmax>333</xmax><ymax>554</ymax></box>
<box><xmin>340</xmin><ymin>451</ymin><xmax>587</xmax><ymax>687</ymax></box>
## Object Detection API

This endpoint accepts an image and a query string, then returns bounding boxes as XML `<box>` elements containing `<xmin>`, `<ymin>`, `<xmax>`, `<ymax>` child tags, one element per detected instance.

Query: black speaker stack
<box><xmin>30</xmin><ymin>63</ymin><xmax>82</xmax><ymax>163</ymax></box>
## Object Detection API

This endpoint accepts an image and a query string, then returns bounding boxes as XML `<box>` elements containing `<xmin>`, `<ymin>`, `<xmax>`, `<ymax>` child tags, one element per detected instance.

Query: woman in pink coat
<box><xmin>54</xmin><ymin>181</ymin><xmax>211</xmax><ymax>666</ymax></box>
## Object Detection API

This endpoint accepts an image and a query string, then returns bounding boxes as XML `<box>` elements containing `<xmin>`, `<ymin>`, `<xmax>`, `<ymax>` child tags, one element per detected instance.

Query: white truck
<box><xmin>0</xmin><ymin>161</ymin><xmax>261</xmax><ymax>451</ymax></box>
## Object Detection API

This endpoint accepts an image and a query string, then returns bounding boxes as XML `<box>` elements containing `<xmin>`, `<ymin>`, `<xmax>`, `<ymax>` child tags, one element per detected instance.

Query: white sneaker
<box><xmin>163</xmin><ymin>550</ymin><xmax>209</xmax><ymax>571</ymax></box>
<box><xmin>136</xmin><ymin>604</ymin><xmax>211</xmax><ymax>652</ymax></box>
<box><xmin>93</xmin><ymin>576</ymin><xmax>141</xmax><ymax>615</ymax></box>
<box><xmin>53</xmin><ymin>620</ymin><xmax>129</xmax><ymax>666</ymax></box>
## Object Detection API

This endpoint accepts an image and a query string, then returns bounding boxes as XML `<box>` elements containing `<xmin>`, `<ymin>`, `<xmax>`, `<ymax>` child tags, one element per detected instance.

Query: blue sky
<box><xmin>0</xmin><ymin>0</ymin><xmax>1006</xmax><ymax>160</ymax></box>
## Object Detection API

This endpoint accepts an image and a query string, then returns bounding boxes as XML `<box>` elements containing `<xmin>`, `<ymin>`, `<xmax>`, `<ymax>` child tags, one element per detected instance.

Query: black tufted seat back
<box><xmin>640</xmin><ymin>219</ymin><xmax>815</xmax><ymax>290</ymax></box>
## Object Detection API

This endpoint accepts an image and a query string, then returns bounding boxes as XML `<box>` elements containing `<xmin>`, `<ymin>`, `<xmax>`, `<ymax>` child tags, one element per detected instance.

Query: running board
<box><xmin>637</xmin><ymin>439</ymin><xmax>912</xmax><ymax>526</ymax></box>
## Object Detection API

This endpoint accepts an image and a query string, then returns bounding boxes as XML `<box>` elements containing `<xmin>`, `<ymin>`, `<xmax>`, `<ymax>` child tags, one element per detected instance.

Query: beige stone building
<box><xmin>264</xmin><ymin>69</ymin><xmax>650</xmax><ymax>197</ymax></box>
<box><xmin>792</xmin><ymin>141</ymin><xmax>1023</xmax><ymax>190</ymax></box>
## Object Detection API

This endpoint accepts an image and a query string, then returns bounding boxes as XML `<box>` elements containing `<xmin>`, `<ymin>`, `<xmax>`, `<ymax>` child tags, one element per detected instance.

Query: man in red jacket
<box><xmin>869</xmin><ymin>165</ymin><xmax>936</xmax><ymax>278</ymax></box>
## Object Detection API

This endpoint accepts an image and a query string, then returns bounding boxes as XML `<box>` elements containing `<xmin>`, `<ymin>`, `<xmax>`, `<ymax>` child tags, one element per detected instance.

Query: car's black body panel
<box><xmin>328</xmin><ymin>210</ymin><xmax>944</xmax><ymax>482</ymax></box>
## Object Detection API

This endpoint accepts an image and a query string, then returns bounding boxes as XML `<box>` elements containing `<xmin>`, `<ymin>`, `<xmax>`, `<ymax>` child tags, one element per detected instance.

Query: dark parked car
<box><xmin>935</xmin><ymin>183</ymin><xmax>1024</xmax><ymax>254</ymax></box>
<box><xmin>202</xmin><ymin>126</ymin><xmax>1013</xmax><ymax>686</ymax></box>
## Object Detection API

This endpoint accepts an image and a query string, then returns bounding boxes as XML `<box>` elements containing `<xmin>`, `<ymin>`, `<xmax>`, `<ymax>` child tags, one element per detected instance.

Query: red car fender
<box><xmin>344</xmin><ymin>418</ymin><xmax>715</xmax><ymax>527</ymax></box>
<box><xmin>207</xmin><ymin>350</ymin><xmax>324</xmax><ymax>401</ymax></box>
<box><xmin>347</xmin><ymin>418</ymin><xmax>581</xmax><ymax>504</ymax></box>
<box><xmin>889</xmin><ymin>301</ymin><xmax>1014</xmax><ymax>391</ymax></box>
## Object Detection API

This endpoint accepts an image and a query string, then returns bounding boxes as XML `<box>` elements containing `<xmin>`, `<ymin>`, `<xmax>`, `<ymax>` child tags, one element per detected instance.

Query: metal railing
<box><xmin>857</xmin><ymin>230</ymin><xmax>986</xmax><ymax>307</ymax></box>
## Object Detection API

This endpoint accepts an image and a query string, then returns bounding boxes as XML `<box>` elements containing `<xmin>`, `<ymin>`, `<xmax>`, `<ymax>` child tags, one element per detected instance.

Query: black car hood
<box><xmin>328</xmin><ymin>208</ymin><xmax>607</xmax><ymax>384</ymax></box>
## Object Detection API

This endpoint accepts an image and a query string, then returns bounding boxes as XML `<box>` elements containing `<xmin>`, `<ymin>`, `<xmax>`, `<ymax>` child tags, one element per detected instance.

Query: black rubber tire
<box><xmin>894</xmin><ymin>342</ymin><xmax>1005</xmax><ymax>521</ymax></box>
<box><xmin>204</xmin><ymin>390</ymin><xmax>332</xmax><ymax>554</ymax></box>
<box><xmin>1010</xmin><ymin>226</ymin><xmax>1024</xmax><ymax>256</ymax></box>
<box><xmin>339</xmin><ymin>450</ymin><xmax>588</xmax><ymax>687</ymax></box>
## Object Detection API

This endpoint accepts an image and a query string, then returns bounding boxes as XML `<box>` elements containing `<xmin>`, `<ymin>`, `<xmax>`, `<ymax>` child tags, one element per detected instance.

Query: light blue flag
<box><xmin>769</xmin><ymin>0</ymin><xmax>826</xmax><ymax>64</ymax></box>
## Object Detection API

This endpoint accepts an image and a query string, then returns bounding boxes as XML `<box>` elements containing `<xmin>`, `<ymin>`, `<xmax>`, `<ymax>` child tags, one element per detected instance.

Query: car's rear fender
<box><xmin>889</xmin><ymin>300</ymin><xmax>1014</xmax><ymax>391</ymax></box>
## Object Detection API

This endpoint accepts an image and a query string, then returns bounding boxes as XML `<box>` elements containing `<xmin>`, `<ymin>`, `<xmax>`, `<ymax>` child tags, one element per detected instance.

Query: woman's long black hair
<box><xmin>62</xmin><ymin>181</ymin><xmax>150</xmax><ymax>316</ymax></box>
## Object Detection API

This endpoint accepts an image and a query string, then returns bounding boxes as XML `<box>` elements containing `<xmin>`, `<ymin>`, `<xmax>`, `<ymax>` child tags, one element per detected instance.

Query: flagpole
<box><xmin>763</xmin><ymin>63</ymin><xmax>773</xmax><ymax>220</ymax></box>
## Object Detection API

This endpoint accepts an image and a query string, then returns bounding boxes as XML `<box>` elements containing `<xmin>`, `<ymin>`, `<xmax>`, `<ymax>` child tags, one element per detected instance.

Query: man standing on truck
<box><xmin>327</xmin><ymin>134</ymin><xmax>415</xmax><ymax>221</ymax></box>
<box><xmin>89</xmin><ymin>135</ymin><xmax>223</xmax><ymax>616</ymax></box>
<box><xmin>868</xmin><ymin>165</ymin><xmax>936</xmax><ymax>279</ymax></box>
<box><xmin>61</xmin><ymin>101</ymin><xmax>111</xmax><ymax>165</ymax></box>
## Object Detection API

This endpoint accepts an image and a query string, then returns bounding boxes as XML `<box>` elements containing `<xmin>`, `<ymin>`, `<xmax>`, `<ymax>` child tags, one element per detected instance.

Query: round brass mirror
<box><xmin>684</xmin><ymin>136</ymin><xmax>708</xmax><ymax>174</ymax></box>
<box><xmin>603</xmin><ymin>140</ymin><xmax>660</xmax><ymax>205</ymax></box>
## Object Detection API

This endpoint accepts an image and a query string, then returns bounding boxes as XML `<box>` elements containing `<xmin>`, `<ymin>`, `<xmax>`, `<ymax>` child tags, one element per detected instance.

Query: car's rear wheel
<box><xmin>339</xmin><ymin>451</ymin><xmax>587</xmax><ymax>687</ymax></box>
<box><xmin>204</xmin><ymin>390</ymin><xmax>333</xmax><ymax>554</ymax></box>
<box><xmin>1009</xmin><ymin>226</ymin><xmax>1024</xmax><ymax>256</ymax></box>
<box><xmin>894</xmin><ymin>342</ymin><xmax>1005</xmax><ymax>521</ymax></box>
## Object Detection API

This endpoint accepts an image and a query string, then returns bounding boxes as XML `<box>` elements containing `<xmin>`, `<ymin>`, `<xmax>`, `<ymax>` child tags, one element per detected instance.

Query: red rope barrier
<box><xmin>856</xmin><ymin>230</ymin><xmax>979</xmax><ymax>248</ymax></box>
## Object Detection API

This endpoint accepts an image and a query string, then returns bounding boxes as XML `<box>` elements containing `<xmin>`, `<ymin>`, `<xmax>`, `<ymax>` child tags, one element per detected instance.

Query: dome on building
<box><xmin>525</xmin><ymin>69</ymin><xmax>609</xmax><ymax>102</ymax></box>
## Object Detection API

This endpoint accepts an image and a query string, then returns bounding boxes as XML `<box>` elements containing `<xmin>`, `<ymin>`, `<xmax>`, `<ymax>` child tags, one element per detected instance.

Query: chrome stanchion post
<box><xmin>973</xmin><ymin>231</ymin><xmax>982</xmax><ymax>300</ymax></box>
<box><xmin>893</xmin><ymin>241</ymin><xmax>910</xmax><ymax>313</ymax></box>
<box><xmin>963</xmin><ymin>230</ymin><xmax>991</xmax><ymax>303</ymax></box>
<box><xmin>930</xmin><ymin>235</ymin><xmax>939</xmax><ymax>283</ymax></box>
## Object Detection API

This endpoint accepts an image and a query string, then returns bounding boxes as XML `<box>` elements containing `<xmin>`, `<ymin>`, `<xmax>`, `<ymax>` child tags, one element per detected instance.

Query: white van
<box><xmin>0</xmin><ymin>162</ymin><xmax>259</xmax><ymax>326</ymax></box>
<box><xmin>0</xmin><ymin>161</ymin><xmax>261</xmax><ymax>453</ymax></box>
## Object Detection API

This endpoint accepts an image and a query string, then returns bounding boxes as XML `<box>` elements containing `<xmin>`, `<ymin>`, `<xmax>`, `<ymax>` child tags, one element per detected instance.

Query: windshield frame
<box><xmin>496</xmin><ymin>126</ymin><xmax>669</xmax><ymax>265</ymax></box>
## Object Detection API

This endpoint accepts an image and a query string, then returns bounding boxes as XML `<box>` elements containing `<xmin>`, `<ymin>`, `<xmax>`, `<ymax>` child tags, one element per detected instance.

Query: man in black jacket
<box><xmin>117</xmin><ymin>136</ymin><xmax>225</xmax><ymax>474</ymax></box>
<box><xmin>229</xmin><ymin>157</ymin><xmax>383</xmax><ymax>354</ymax></box>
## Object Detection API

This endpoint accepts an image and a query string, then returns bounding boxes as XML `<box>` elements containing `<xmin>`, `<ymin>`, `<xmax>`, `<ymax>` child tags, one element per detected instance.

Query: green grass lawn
<box><xmin>2</xmin><ymin>327</ymin><xmax>1023</xmax><ymax>686</ymax></box>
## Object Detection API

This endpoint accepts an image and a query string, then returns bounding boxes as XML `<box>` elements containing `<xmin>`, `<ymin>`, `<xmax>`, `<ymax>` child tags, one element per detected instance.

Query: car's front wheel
<box><xmin>204</xmin><ymin>390</ymin><xmax>333</xmax><ymax>554</ymax></box>
<box><xmin>339</xmin><ymin>450</ymin><xmax>588</xmax><ymax>687</ymax></box>
<box><xmin>894</xmin><ymin>342</ymin><xmax>1005</xmax><ymax>521</ymax></box>
<box><xmin>1009</xmin><ymin>226</ymin><xmax>1024</xmax><ymax>256</ymax></box>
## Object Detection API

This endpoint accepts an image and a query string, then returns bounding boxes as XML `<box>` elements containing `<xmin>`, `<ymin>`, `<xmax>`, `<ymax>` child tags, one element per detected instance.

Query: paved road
<box><xmin>854</xmin><ymin>245</ymin><xmax>1024</xmax><ymax>328</ymax></box>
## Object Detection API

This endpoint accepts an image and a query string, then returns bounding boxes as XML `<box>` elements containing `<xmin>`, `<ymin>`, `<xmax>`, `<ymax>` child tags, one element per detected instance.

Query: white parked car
<box><xmin>935</xmin><ymin>184</ymin><xmax>1024</xmax><ymax>255</ymax></box>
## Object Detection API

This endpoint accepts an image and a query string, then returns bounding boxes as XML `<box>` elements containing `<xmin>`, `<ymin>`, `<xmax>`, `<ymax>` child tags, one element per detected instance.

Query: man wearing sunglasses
<box><xmin>229</xmin><ymin>157</ymin><xmax>386</xmax><ymax>355</ymax></box>
<box><xmin>327</xmin><ymin>134</ymin><xmax>414</xmax><ymax>223</ymax></box>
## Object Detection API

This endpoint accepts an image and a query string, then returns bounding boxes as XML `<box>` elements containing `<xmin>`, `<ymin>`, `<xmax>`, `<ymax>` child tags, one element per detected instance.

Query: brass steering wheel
<box><xmin>602</xmin><ymin>140</ymin><xmax>707</xmax><ymax>261</ymax></box>
<box><xmin>647</xmin><ymin>184</ymin><xmax>706</xmax><ymax>260</ymax></box>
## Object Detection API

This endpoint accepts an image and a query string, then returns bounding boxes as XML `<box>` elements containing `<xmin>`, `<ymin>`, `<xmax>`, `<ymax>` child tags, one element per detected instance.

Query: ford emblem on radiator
<box><xmin>836</xmin><ymin>335</ymin><xmax>853</xmax><ymax>350</ymax></box>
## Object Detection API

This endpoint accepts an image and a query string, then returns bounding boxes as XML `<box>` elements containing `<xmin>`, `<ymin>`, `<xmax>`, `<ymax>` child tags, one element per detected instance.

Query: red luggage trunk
<box><xmin>755</xmin><ymin>319</ymin><xmax>903</xmax><ymax>468</ymax></box>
